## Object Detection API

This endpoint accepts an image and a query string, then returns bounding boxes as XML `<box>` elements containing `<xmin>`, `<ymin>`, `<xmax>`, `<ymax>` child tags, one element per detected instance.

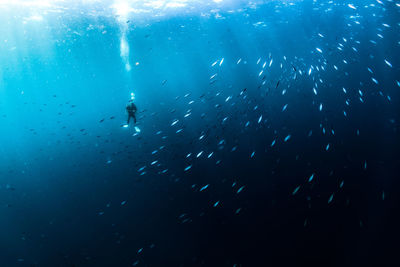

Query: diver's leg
<box><xmin>127</xmin><ymin>115</ymin><xmax>131</xmax><ymax>124</ymax></box>
<box><xmin>133</xmin><ymin>114</ymin><xmax>136</xmax><ymax>124</ymax></box>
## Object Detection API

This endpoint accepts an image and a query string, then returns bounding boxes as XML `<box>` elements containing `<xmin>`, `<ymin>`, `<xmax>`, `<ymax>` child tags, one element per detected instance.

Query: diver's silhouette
<box><xmin>126</xmin><ymin>99</ymin><xmax>137</xmax><ymax>124</ymax></box>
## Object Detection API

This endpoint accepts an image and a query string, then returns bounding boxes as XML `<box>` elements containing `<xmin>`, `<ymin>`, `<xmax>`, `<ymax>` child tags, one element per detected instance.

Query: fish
<box><xmin>292</xmin><ymin>186</ymin><xmax>300</xmax><ymax>195</ymax></box>
<box><xmin>184</xmin><ymin>165</ymin><xmax>192</xmax><ymax>172</ymax></box>
<box><xmin>237</xmin><ymin>186</ymin><xmax>245</xmax><ymax>194</ymax></box>
<box><xmin>328</xmin><ymin>194</ymin><xmax>334</xmax><ymax>203</ymax></box>
<box><xmin>271</xmin><ymin>140</ymin><xmax>276</xmax><ymax>147</ymax></box>
<box><xmin>348</xmin><ymin>4</ymin><xmax>356</xmax><ymax>9</ymax></box>
<box><xmin>384</xmin><ymin>60</ymin><xmax>392</xmax><ymax>68</ymax></box>
<box><xmin>200</xmin><ymin>184</ymin><xmax>209</xmax><ymax>191</ymax></box>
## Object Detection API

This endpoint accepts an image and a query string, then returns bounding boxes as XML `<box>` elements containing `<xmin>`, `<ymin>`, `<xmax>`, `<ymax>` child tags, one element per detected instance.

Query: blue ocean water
<box><xmin>0</xmin><ymin>0</ymin><xmax>399</xmax><ymax>266</ymax></box>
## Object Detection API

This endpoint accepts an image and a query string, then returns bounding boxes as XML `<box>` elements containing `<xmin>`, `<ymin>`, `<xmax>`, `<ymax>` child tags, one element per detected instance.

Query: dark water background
<box><xmin>1</xmin><ymin>0</ymin><xmax>399</xmax><ymax>266</ymax></box>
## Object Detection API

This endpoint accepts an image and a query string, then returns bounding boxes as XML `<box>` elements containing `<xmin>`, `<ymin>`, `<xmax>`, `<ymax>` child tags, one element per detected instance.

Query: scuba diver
<box><xmin>126</xmin><ymin>99</ymin><xmax>137</xmax><ymax>125</ymax></box>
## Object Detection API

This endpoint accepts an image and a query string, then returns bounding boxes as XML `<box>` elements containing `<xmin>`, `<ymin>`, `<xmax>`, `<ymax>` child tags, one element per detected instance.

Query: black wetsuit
<box><xmin>126</xmin><ymin>102</ymin><xmax>137</xmax><ymax>124</ymax></box>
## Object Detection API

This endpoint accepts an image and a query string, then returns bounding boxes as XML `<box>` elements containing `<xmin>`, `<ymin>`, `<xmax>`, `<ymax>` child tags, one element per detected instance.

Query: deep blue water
<box><xmin>1</xmin><ymin>0</ymin><xmax>400</xmax><ymax>266</ymax></box>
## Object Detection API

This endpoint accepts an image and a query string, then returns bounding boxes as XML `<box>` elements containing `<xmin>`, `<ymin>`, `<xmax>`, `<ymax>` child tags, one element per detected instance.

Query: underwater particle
<box><xmin>371</xmin><ymin>77</ymin><xmax>378</xmax><ymax>84</ymax></box>
<box><xmin>396</xmin><ymin>81</ymin><xmax>400</xmax><ymax>87</ymax></box>
<box><xmin>134</xmin><ymin>126</ymin><xmax>140</xmax><ymax>133</ymax></box>
<box><xmin>235</xmin><ymin>208</ymin><xmax>241</xmax><ymax>214</ymax></box>
<box><xmin>364</xmin><ymin>160</ymin><xmax>367</xmax><ymax>170</ymax></box>
<box><xmin>308</xmin><ymin>173</ymin><xmax>315</xmax><ymax>182</ymax></box>
<box><xmin>207</xmin><ymin>152</ymin><xmax>213</xmax><ymax>158</ymax></box>
<box><xmin>121</xmin><ymin>200</ymin><xmax>127</xmax><ymax>206</ymax></box>
<box><xmin>171</xmin><ymin>119</ymin><xmax>179</xmax><ymax>126</ymax></box>
<box><xmin>284</xmin><ymin>135</ymin><xmax>291</xmax><ymax>142</ymax></box>
<box><xmin>340</xmin><ymin>180</ymin><xmax>344</xmax><ymax>188</ymax></box>
<box><xmin>292</xmin><ymin>186</ymin><xmax>300</xmax><ymax>195</ymax></box>
<box><xmin>319</xmin><ymin>103</ymin><xmax>323</xmax><ymax>111</ymax></box>
<box><xmin>184</xmin><ymin>165</ymin><xmax>192</xmax><ymax>172</ymax></box>
<box><xmin>219</xmin><ymin>58</ymin><xmax>224</xmax><ymax>66</ymax></box>
<box><xmin>137</xmin><ymin>248</ymin><xmax>143</xmax><ymax>254</ymax></box>
<box><xmin>382</xmin><ymin>191</ymin><xmax>385</xmax><ymax>200</ymax></box>
<box><xmin>258</xmin><ymin>115</ymin><xmax>262</xmax><ymax>123</ymax></box>
<box><xmin>213</xmin><ymin>201</ymin><xmax>220</xmax><ymax>207</ymax></box>
<box><xmin>328</xmin><ymin>193</ymin><xmax>334</xmax><ymax>204</ymax></box>
<box><xmin>200</xmin><ymin>184</ymin><xmax>209</xmax><ymax>192</ymax></box>
<box><xmin>282</xmin><ymin>104</ymin><xmax>288</xmax><ymax>112</ymax></box>
<box><xmin>132</xmin><ymin>260</ymin><xmax>139</xmax><ymax>266</ymax></box>
<box><xmin>196</xmin><ymin>151</ymin><xmax>203</xmax><ymax>158</ymax></box>
<box><xmin>237</xmin><ymin>186</ymin><xmax>245</xmax><ymax>194</ymax></box>
<box><xmin>316</xmin><ymin>47</ymin><xmax>323</xmax><ymax>53</ymax></box>
<box><xmin>250</xmin><ymin>151</ymin><xmax>255</xmax><ymax>158</ymax></box>
<box><xmin>325</xmin><ymin>143</ymin><xmax>330</xmax><ymax>151</ymax></box>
